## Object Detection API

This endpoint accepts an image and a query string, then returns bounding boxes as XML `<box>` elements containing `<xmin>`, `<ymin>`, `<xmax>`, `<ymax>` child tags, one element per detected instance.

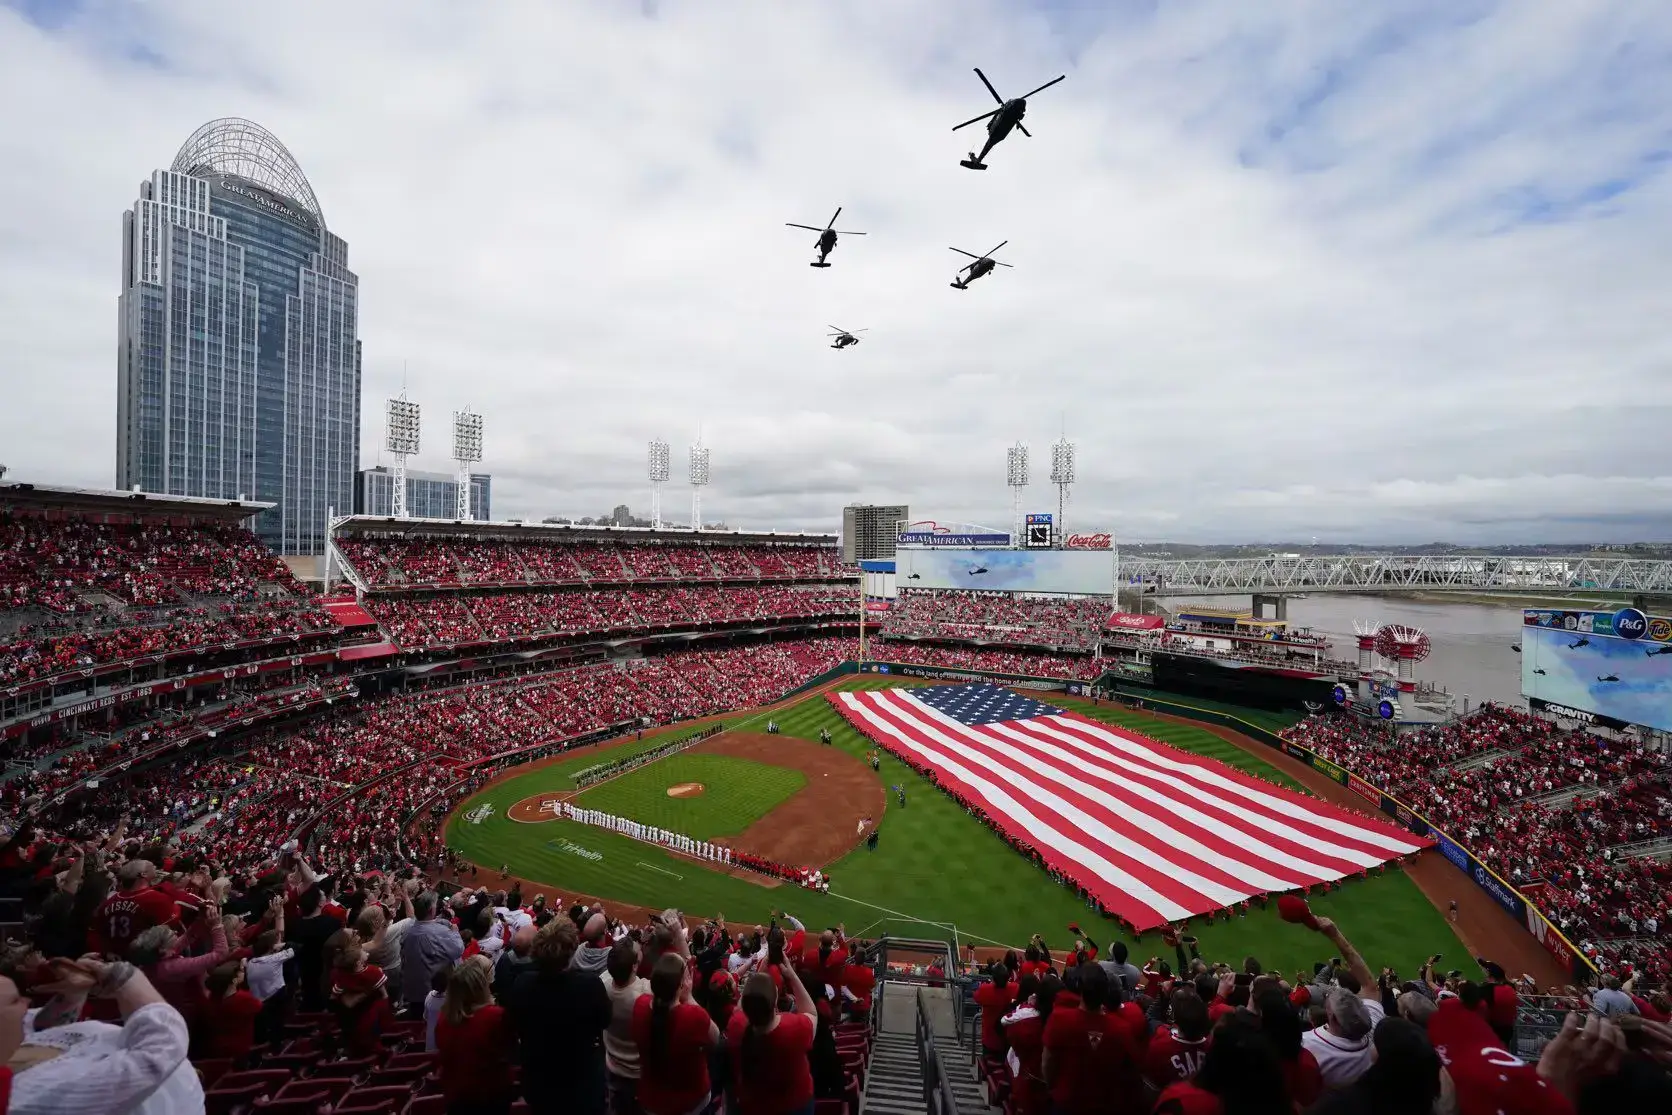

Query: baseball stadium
<box><xmin>4</xmin><ymin>476</ymin><xmax>1668</xmax><ymax>1114</ymax></box>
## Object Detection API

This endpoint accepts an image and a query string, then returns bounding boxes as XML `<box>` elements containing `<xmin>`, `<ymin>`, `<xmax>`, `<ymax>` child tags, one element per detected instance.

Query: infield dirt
<box><xmin>689</xmin><ymin>732</ymin><xmax>884</xmax><ymax>868</ymax></box>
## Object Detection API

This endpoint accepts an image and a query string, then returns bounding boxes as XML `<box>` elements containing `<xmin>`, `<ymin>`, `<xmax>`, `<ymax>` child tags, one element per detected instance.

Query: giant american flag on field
<box><xmin>832</xmin><ymin>684</ymin><xmax>1430</xmax><ymax>930</ymax></box>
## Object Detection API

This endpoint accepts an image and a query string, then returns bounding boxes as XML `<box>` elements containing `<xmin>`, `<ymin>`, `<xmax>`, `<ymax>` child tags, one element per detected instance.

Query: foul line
<box><xmin>638</xmin><ymin>861</ymin><xmax>683</xmax><ymax>880</ymax></box>
<box><xmin>825</xmin><ymin>891</ymin><xmax>1011</xmax><ymax>949</ymax></box>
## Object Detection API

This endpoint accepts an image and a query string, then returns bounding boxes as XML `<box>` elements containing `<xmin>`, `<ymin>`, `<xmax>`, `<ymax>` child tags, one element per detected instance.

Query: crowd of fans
<box><xmin>871</xmin><ymin>640</ymin><xmax>1099</xmax><ymax>682</ymax></box>
<box><xmin>966</xmin><ymin>914</ymin><xmax>1671</xmax><ymax>1115</ymax></box>
<box><xmin>337</xmin><ymin>535</ymin><xmax>848</xmax><ymax>589</ymax></box>
<box><xmin>363</xmin><ymin>585</ymin><xmax>856</xmax><ymax>650</ymax></box>
<box><xmin>1284</xmin><ymin>706</ymin><xmax>1672</xmax><ymax>985</ymax></box>
<box><xmin>881</xmin><ymin>590</ymin><xmax>1109</xmax><ymax>652</ymax></box>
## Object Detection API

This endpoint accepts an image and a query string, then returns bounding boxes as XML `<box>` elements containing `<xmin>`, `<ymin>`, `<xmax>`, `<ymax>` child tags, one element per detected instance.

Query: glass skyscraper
<box><xmin>116</xmin><ymin>118</ymin><xmax>361</xmax><ymax>555</ymax></box>
<box><xmin>355</xmin><ymin>467</ymin><xmax>492</xmax><ymax>521</ymax></box>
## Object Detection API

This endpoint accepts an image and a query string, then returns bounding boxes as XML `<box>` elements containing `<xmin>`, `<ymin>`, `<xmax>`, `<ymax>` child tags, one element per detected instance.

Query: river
<box><xmin>1162</xmin><ymin>593</ymin><xmax>1528</xmax><ymax>709</ymax></box>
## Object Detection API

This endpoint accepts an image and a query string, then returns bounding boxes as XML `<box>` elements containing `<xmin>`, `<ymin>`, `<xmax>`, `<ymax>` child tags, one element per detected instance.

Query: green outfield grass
<box><xmin>572</xmin><ymin>754</ymin><xmax>804</xmax><ymax>839</ymax></box>
<box><xmin>447</xmin><ymin>676</ymin><xmax>1471</xmax><ymax>978</ymax></box>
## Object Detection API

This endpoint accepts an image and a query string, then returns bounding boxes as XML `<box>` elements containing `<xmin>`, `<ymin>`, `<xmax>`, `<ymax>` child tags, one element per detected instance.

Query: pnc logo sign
<box><xmin>1612</xmin><ymin>607</ymin><xmax>1648</xmax><ymax>641</ymax></box>
<box><xmin>1065</xmin><ymin>533</ymin><xmax>1112</xmax><ymax>550</ymax></box>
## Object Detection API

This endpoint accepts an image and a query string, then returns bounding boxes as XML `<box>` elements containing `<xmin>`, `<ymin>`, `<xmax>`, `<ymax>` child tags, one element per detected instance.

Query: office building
<box><xmin>116</xmin><ymin>118</ymin><xmax>361</xmax><ymax>555</ymax></box>
<box><xmin>842</xmin><ymin>503</ymin><xmax>908</xmax><ymax>563</ymax></box>
<box><xmin>356</xmin><ymin>467</ymin><xmax>491</xmax><ymax>521</ymax></box>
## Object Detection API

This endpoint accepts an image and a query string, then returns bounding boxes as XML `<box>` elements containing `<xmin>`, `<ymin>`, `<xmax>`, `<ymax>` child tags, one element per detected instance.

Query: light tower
<box><xmin>648</xmin><ymin>439</ymin><xmax>671</xmax><ymax>530</ymax></box>
<box><xmin>1049</xmin><ymin>436</ymin><xmax>1075</xmax><ymax>543</ymax></box>
<box><xmin>1005</xmin><ymin>442</ymin><xmax>1029</xmax><ymax>546</ymax></box>
<box><xmin>452</xmin><ymin>409</ymin><xmax>483</xmax><ymax>521</ymax></box>
<box><xmin>688</xmin><ymin>441</ymin><xmax>710</xmax><ymax>532</ymax></box>
<box><xmin>384</xmin><ymin>396</ymin><xmax>421</xmax><ymax>519</ymax></box>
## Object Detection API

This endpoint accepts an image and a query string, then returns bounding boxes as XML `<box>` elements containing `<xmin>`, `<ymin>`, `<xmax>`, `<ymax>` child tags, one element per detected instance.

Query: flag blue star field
<box><xmin>832</xmin><ymin>684</ymin><xmax>1430</xmax><ymax>929</ymax></box>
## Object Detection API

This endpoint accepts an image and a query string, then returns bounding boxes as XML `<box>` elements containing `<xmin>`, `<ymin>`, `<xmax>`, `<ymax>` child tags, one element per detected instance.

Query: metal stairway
<box><xmin>919</xmin><ymin>985</ymin><xmax>993</xmax><ymax>1115</ymax></box>
<box><xmin>861</xmin><ymin>982</ymin><xmax>928</xmax><ymax>1115</ymax></box>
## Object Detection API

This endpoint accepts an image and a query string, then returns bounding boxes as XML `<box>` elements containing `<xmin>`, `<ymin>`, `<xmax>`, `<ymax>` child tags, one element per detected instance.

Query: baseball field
<box><xmin>445</xmin><ymin>677</ymin><xmax>1477</xmax><ymax>978</ymax></box>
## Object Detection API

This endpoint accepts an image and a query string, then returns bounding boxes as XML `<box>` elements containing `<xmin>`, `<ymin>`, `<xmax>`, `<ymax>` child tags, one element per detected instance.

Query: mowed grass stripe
<box><xmin>572</xmin><ymin>754</ymin><xmax>803</xmax><ymax>839</ymax></box>
<box><xmin>446</xmin><ymin>677</ymin><xmax>1468</xmax><ymax>974</ymax></box>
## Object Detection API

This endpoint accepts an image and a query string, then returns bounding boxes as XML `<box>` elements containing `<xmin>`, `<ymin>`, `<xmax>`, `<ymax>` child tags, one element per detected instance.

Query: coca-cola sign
<box><xmin>1065</xmin><ymin>533</ymin><xmax>1112</xmax><ymax>550</ymax></box>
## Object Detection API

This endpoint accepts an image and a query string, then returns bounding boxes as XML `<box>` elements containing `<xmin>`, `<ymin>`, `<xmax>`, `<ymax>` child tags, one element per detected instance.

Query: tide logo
<box><xmin>1649</xmin><ymin>617</ymin><xmax>1672</xmax><ymax>642</ymax></box>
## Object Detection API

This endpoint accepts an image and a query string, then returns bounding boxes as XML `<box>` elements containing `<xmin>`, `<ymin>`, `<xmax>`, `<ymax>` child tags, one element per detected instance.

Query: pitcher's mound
<box><xmin>667</xmin><ymin>782</ymin><xmax>705</xmax><ymax>798</ymax></box>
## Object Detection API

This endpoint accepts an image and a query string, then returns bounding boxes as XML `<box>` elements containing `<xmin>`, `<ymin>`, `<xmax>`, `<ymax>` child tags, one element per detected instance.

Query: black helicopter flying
<box><xmin>1598</xmin><ymin>674</ymin><xmax>1621</xmax><ymax>683</ymax></box>
<box><xmin>828</xmin><ymin>326</ymin><xmax>867</xmax><ymax>350</ymax></box>
<box><xmin>1646</xmin><ymin>646</ymin><xmax>1672</xmax><ymax>657</ymax></box>
<box><xmin>785</xmin><ymin>207</ymin><xmax>866</xmax><ymax>267</ymax></box>
<box><xmin>949</xmin><ymin>241</ymin><xmax>1012</xmax><ymax>289</ymax></box>
<box><xmin>953</xmin><ymin>68</ymin><xmax>1067</xmax><ymax>170</ymax></box>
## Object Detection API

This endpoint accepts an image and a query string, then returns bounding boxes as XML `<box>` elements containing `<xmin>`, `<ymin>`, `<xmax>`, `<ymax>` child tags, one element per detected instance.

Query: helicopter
<box><xmin>949</xmin><ymin>241</ymin><xmax>1012</xmax><ymax>289</ymax></box>
<box><xmin>1567</xmin><ymin>637</ymin><xmax>1591</xmax><ymax>649</ymax></box>
<box><xmin>827</xmin><ymin>325</ymin><xmax>867</xmax><ymax>350</ymax></box>
<box><xmin>1646</xmin><ymin>646</ymin><xmax>1672</xmax><ymax>657</ymax></box>
<box><xmin>1598</xmin><ymin>674</ymin><xmax>1621</xmax><ymax>683</ymax></box>
<box><xmin>785</xmin><ymin>207</ymin><xmax>866</xmax><ymax>267</ymax></box>
<box><xmin>953</xmin><ymin>68</ymin><xmax>1067</xmax><ymax>170</ymax></box>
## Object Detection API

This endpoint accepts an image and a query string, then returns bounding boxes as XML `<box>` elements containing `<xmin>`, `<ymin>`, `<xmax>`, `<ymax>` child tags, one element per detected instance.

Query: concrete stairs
<box><xmin>860</xmin><ymin>982</ymin><xmax>927</xmax><ymax>1115</ymax></box>
<box><xmin>919</xmin><ymin>986</ymin><xmax>994</xmax><ymax>1115</ymax></box>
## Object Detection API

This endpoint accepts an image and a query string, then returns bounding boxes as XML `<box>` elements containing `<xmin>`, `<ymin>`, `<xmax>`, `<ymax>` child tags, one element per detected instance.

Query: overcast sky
<box><xmin>2</xmin><ymin>1</ymin><xmax>1669</xmax><ymax>544</ymax></box>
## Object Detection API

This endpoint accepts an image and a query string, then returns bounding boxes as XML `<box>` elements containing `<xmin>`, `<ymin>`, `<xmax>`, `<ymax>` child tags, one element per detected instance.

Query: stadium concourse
<box><xmin>0</xmin><ymin>490</ymin><xmax>1666</xmax><ymax>1112</ymax></box>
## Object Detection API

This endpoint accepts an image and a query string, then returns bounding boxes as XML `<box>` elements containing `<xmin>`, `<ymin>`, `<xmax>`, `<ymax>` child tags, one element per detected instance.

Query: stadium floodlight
<box><xmin>1006</xmin><ymin>442</ymin><xmax>1028</xmax><ymax>547</ymax></box>
<box><xmin>649</xmin><ymin>438</ymin><xmax>671</xmax><ymax>530</ymax></box>
<box><xmin>689</xmin><ymin>442</ymin><xmax>711</xmax><ymax>531</ymax></box>
<box><xmin>452</xmin><ymin>410</ymin><xmax>483</xmax><ymax>520</ymax></box>
<box><xmin>1050</xmin><ymin>436</ymin><xmax>1075</xmax><ymax>542</ymax></box>
<box><xmin>385</xmin><ymin>397</ymin><xmax>421</xmax><ymax>518</ymax></box>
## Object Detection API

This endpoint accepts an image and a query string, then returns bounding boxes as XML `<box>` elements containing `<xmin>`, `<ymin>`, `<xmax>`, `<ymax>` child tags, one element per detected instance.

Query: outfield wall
<box><xmin>1086</xmin><ymin>686</ymin><xmax>1597</xmax><ymax>982</ymax></box>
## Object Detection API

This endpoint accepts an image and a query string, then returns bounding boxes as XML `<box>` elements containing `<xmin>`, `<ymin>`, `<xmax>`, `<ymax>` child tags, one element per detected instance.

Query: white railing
<box><xmin>1118</xmin><ymin>554</ymin><xmax>1672</xmax><ymax>596</ymax></box>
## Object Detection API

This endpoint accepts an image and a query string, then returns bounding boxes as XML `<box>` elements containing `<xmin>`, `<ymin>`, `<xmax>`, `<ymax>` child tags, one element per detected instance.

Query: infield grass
<box><xmin>447</xmin><ymin>677</ymin><xmax>1471</xmax><ymax>978</ymax></box>
<box><xmin>573</xmin><ymin>754</ymin><xmax>804</xmax><ymax>839</ymax></box>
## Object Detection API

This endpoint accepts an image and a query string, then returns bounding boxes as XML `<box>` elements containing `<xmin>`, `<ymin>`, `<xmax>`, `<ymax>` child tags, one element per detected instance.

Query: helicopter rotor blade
<box><xmin>974</xmin><ymin>67</ymin><xmax>1004</xmax><ymax>105</ymax></box>
<box><xmin>949</xmin><ymin>247</ymin><xmax>984</xmax><ymax>260</ymax></box>
<box><xmin>1019</xmin><ymin>74</ymin><xmax>1066</xmax><ymax>99</ymax></box>
<box><xmin>831</xmin><ymin>230</ymin><xmax>867</xmax><ymax>235</ymax></box>
<box><xmin>1016</xmin><ymin>122</ymin><xmax>1032</xmax><ymax>138</ymax></box>
<box><xmin>952</xmin><ymin>107</ymin><xmax>1003</xmax><ymax>131</ymax></box>
<box><xmin>828</xmin><ymin>326</ymin><xmax>847</xmax><ymax>334</ymax></box>
<box><xmin>785</xmin><ymin>223</ymin><xmax>825</xmax><ymax>232</ymax></box>
<box><xmin>984</xmin><ymin>240</ymin><xmax>1010</xmax><ymax>258</ymax></box>
<box><xmin>993</xmin><ymin>261</ymin><xmax>1014</xmax><ymax>268</ymax></box>
<box><xmin>826</xmin><ymin>207</ymin><xmax>842</xmax><ymax>230</ymax></box>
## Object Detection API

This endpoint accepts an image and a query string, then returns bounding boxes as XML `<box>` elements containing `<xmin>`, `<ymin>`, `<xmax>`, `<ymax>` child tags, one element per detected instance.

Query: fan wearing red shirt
<box><xmin>1145</xmin><ymin>988</ymin><xmax>1211</xmax><ymax>1089</ymax></box>
<box><xmin>90</xmin><ymin>860</ymin><xmax>178</xmax><ymax>958</ymax></box>
<box><xmin>634</xmin><ymin>952</ymin><xmax>721</xmax><ymax>1115</ymax></box>
<box><xmin>203</xmin><ymin>960</ymin><xmax>263</xmax><ymax>1064</ymax></box>
<box><xmin>1153</xmin><ymin>1014</ymin><xmax>1290</xmax><ymax>1115</ymax></box>
<box><xmin>842</xmin><ymin>956</ymin><xmax>876</xmax><ymax>1018</ymax></box>
<box><xmin>974</xmin><ymin>964</ymin><xmax>1018</xmax><ymax>1057</ymax></box>
<box><xmin>727</xmin><ymin>962</ymin><xmax>817</xmax><ymax>1115</ymax></box>
<box><xmin>1250</xmin><ymin>988</ymin><xmax>1321</xmax><ymax>1108</ymax></box>
<box><xmin>436</xmin><ymin>956</ymin><xmax>515</xmax><ymax>1115</ymax></box>
<box><xmin>1001</xmin><ymin>974</ymin><xmax>1061</xmax><ymax>1115</ymax></box>
<box><xmin>330</xmin><ymin>942</ymin><xmax>396</xmax><ymax>1058</ymax></box>
<box><xmin>799</xmin><ymin>928</ymin><xmax>848</xmax><ymax>994</ymax></box>
<box><xmin>1041</xmin><ymin>965</ymin><xmax>1140</xmax><ymax>1115</ymax></box>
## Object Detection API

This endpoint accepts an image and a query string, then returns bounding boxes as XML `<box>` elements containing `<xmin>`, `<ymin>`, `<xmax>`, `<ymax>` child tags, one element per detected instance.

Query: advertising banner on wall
<box><xmin>1521</xmin><ymin>607</ymin><xmax>1672</xmax><ymax>731</ymax></box>
<box><xmin>893</xmin><ymin>547</ymin><xmax>1111</xmax><ymax>596</ymax></box>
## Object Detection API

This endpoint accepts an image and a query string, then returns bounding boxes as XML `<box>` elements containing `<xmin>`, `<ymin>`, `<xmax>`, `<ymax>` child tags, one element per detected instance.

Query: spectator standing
<box><xmin>632</xmin><ymin>952</ymin><xmax>720</xmax><ymax>1115</ymax></box>
<box><xmin>401</xmin><ymin>892</ymin><xmax>464</xmax><ymax>1012</ymax></box>
<box><xmin>436</xmin><ymin>955</ymin><xmax>514</xmax><ymax>1115</ymax></box>
<box><xmin>1252</xmin><ymin>987</ymin><xmax>1321</xmax><ymax>1108</ymax></box>
<box><xmin>1143</xmin><ymin>988</ymin><xmax>1210</xmax><ymax>1089</ymax></box>
<box><xmin>727</xmin><ymin>963</ymin><xmax>817</xmax><ymax>1115</ymax></box>
<box><xmin>1099</xmin><ymin>940</ymin><xmax>1142</xmax><ymax>999</ymax></box>
<box><xmin>202</xmin><ymin>959</ymin><xmax>263</xmax><ymax>1064</ymax></box>
<box><xmin>1152</xmin><ymin>1014</ymin><xmax>1289</xmax><ymax>1115</ymax></box>
<box><xmin>90</xmin><ymin>859</ymin><xmax>176</xmax><ymax>958</ymax></box>
<box><xmin>1307</xmin><ymin>1017</ymin><xmax>1443</xmax><ymax>1115</ymax></box>
<box><xmin>1041</xmin><ymin>964</ymin><xmax>1141</xmax><ymax>1115</ymax></box>
<box><xmin>974</xmin><ymin>964</ymin><xmax>1018</xmax><ymax>1059</ymax></box>
<box><xmin>603</xmin><ymin>938</ymin><xmax>650</xmax><ymax>1115</ymax></box>
<box><xmin>507</xmin><ymin>917</ymin><xmax>612</xmax><ymax>1115</ymax></box>
<box><xmin>290</xmin><ymin>886</ymin><xmax>343</xmax><ymax>1011</ymax></box>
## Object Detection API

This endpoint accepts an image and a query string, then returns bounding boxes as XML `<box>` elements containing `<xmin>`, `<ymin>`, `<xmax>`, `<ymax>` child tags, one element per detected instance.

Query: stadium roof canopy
<box><xmin>172</xmin><ymin>117</ymin><xmax>326</xmax><ymax>230</ymax></box>
<box><xmin>0</xmin><ymin>481</ymin><xmax>271</xmax><ymax>524</ymax></box>
<box><xmin>332</xmin><ymin>514</ymin><xmax>837</xmax><ymax>546</ymax></box>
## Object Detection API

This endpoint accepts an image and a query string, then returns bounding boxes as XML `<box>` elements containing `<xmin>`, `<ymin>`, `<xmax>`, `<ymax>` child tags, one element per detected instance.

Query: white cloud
<box><xmin>0</xmin><ymin>0</ymin><xmax>1668</xmax><ymax>542</ymax></box>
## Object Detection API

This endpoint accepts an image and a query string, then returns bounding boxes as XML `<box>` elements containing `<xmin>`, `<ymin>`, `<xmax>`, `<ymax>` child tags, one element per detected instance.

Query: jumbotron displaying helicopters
<box><xmin>949</xmin><ymin>241</ymin><xmax>1012</xmax><ymax>289</ymax></box>
<box><xmin>785</xmin><ymin>207</ymin><xmax>867</xmax><ymax>267</ymax></box>
<box><xmin>953</xmin><ymin>68</ymin><xmax>1067</xmax><ymax>170</ymax></box>
<box><xmin>827</xmin><ymin>326</ymin><xmax>867</xmax><ymax>349</ymax></box>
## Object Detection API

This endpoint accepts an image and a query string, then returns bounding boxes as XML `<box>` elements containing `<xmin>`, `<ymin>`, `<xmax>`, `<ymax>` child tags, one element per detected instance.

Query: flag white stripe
<box><xmin>893</xmin><ymin>692</ymin><xmax>1314</xmax><ymax>891</ymax></box>
<box><xmin>839</xmin><ymin>691</ymin><xmax>1194</xmax><ymax>922</ymax></box>
<box><xmin>1040</xmin><ymin>714</ymin><xmax>1424</xmax><ymax>855</ymax></box>
<box><xmin>878</xmin><ymin>692</ymin><xmax>1251</xmax><ymax>905</ymax></box>
<box><xmin>1007</xmin><ymin>717</ymin><xmax>1394</xmax><ymax>869</ymax></box>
